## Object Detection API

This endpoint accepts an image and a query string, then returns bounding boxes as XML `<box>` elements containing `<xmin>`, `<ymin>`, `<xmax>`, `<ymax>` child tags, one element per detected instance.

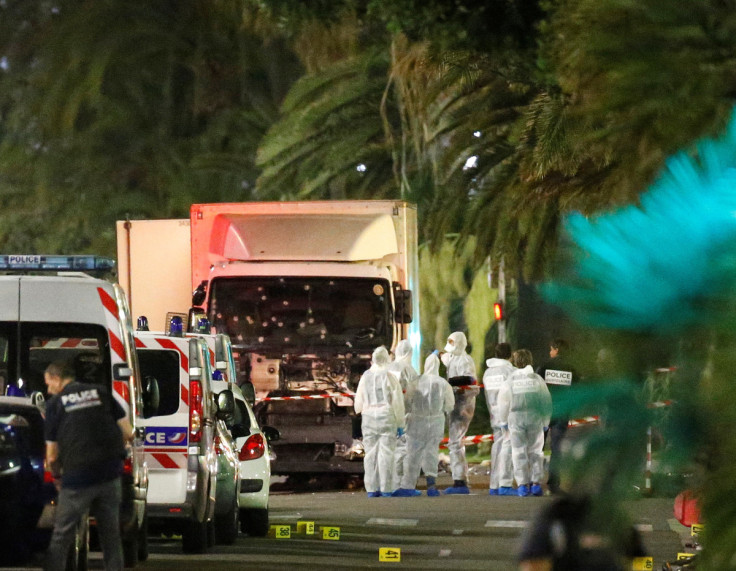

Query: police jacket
<box><xmin>45</xmin><ymin>381</ymin><xmax>126</xmax><ymax>488</ymax></box>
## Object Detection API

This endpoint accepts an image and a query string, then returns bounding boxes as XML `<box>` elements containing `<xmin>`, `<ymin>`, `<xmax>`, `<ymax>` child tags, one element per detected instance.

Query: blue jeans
<box><xmin>45</xmin><ymin>477</ymin><xmax>123</xmax><ymax>571</ymax></box>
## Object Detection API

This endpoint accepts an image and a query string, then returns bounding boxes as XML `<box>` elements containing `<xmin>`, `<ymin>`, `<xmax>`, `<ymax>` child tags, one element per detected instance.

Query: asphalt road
<box><xmin>15</xmin><ymin>470</ymin><xmax>690</xmax><ymax>570</ymax></box>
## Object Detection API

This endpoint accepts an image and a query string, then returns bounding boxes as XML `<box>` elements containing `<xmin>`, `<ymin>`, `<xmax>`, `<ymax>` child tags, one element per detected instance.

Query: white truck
<box><xmin>117</xmin><ymin>200</ymin><xmax>420</xmax><ymax>475</ymax></box>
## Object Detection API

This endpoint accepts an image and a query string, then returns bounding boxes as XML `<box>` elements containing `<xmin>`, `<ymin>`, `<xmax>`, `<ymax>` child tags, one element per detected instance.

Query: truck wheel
<box><xmin>215</xmin><ymin>497</ymin><xmax>240</xmax><ymax>545</ymax></box>
<box><xmin>137</xmin><ymin>510</ymin><xmax>149</xmax><ymax>562</ymax></box>
<box><xmin>240</xmin><ymin>508</ymin><xmax>268</xmax><ymax>537</ymax></box>
<box><xmin>182</xmin><ymin>519</ymin><xmax>208</xmax><ymax>554</ymax></box>
<box><xmin>122</xmin><ymin>525</ymin><xmax>139</xmax><ymax>568</ymax></box>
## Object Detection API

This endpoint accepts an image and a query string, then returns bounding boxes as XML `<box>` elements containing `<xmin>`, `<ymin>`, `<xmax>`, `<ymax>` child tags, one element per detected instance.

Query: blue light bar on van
<box><xmin>0</xmin><ymin>255</ymin><xmax>116</xmax><ymax>272</ymax></box>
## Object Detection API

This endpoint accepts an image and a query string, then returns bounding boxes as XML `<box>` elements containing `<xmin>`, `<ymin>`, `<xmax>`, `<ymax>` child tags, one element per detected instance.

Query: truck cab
<box><xmin>0</xmin><ymin>254</ymin><xmax>151</xmax><ymax>568</ymax></box>
<box><xmin>133</xmin><ymin>322</ymin><xmax>218</xmax><ymax>554</ymax></box>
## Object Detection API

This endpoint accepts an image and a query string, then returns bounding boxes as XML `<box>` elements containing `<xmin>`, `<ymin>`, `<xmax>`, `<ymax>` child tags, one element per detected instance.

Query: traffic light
<box><xmin>493</xmin><ymin>302</ymin><xmax>503</xmax><ymax>320</ymax></box>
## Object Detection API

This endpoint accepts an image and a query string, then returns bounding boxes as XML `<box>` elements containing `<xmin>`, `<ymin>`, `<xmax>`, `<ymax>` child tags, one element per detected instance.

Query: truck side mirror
<box><xmin>192</xmin><ymin>280</ymin><xmax>208</xmax><ymax>306</ymax></box>
<box><xmin>392</xmin><ymin>283</ymin><xmax>413</xmax><ymax>324</ymax></box>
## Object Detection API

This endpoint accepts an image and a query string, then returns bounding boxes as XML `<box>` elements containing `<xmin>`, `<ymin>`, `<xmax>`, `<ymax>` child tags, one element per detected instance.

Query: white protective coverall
<box><xmin>497</xmin><ymin>365</ymin><xmax>552</xmax><ymax>487</ymax></box>
<box><xmin>354</xmin><ymin>346</ymin><xmax>406</xmax><ymax>494</ymax></box>
<box><xmin>483</xmin><ymin>357</ymin><xmax>516</xmax><ymax>490</ymax></box>
<box><xmin>388</xmin><ymin>339</ymin><xmax>419</xmax><ymax>491</ymax></box>
<box><xmin>441</xmin><ymin>332</ymin><xmax>479</xmax><ymax>483</ymax></box>
<box><xmin>400</xmin><ymin>353</ymin><xmax>455</xmax><ymax>489</ymax></box>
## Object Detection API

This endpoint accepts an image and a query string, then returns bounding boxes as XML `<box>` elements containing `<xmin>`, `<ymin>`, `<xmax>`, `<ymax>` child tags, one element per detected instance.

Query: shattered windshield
<box><xmin>208</xmin><ymin>277</ymin><xmax>393</xmax><ymax>353</ymax></box>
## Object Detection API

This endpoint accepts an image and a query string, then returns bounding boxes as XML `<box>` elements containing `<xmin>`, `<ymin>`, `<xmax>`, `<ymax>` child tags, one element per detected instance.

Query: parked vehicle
<box><xmin>134</xmin><ymin>325</ymin><xmax>220</xmax><ymax>554</ymax></box>
<box><xmin>0</xmin><ymin>395</ymin><xmax>88</xmax><ymax>569</ymax></box>
<box><xmin>0</xmin><ymin>255</ymin><xmax>152</xmax><ymax>568</ymax></box>
<box><xmin>187</xmin><ymin>330</ymin><xmax>276</xmax><ymax>537</ymax></box>
<box><xmin>116</xmin><ymin>200</ymin><xmax>419</xmax><ymax>475</ymax></box>
<box><xmin>212</xmin><ymin>417</ymin><xmax>240</xmax><ymax>544</ymax></box>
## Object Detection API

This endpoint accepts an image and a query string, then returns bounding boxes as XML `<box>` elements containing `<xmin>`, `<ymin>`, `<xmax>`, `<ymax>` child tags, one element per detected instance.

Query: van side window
<box><xmin>137</xmin><ymin>350</ymin><xmax>180</xmax><ymax>417</ymax></box>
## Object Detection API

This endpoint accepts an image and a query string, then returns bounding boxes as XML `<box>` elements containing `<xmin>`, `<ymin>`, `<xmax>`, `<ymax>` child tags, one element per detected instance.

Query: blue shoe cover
<box><xmin>489</xmin><ymin>488</ymin><xmax>499</xmax><ymax>496</ymax></box>
<box><xmin>498</xmin><ymin>487</ymin><xmax>516</xmax><ymax>496</ymax></box>
<box><xmin>426</xmin><ymin>487</ymin><xmax>440</xmax><ymax>497</ymax></box>
<box><xmin>517</xmin><ymin>484</ymin><xmax>531</xmax><ymax>497</ymax></box>
<box><xmin>367</xmin><ymin>491</ymin><xmax>381</xmax><ymax>498</ymax></box>
<box><xmin>392</xmin><ymin>488</ymin><xmax>420</xmax><ymax>497</ymax></box>
<box><xmin>380</xmin><ymin>492</ymin><xmax>394</xmax><ymax>497</ymax></box>
<box><xmin>443</xmin><ymin>486</ymin><xmax>470</xmax><ymax>495</ymax></box>
<box><xmin>531</xmin><ymin>484</ymin><xmax>543</xmax><ymax>496</ymax></box>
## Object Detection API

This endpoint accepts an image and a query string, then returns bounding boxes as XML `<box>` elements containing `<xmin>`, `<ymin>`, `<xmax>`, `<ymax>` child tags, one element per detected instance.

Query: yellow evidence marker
<box><xmin>691</xmin><ymin>524</ymin><xmax>704</xmax><ymax>537</ymax></box>
<box><xmin>379</xmin><ymin>548</ymin><xmax>401</xmax><ymax>562</ymax></box>
<box><xmin>297</xmin><ymin>521</ymin><xmax>315</xmax><ymax>535</ymax></box>
<box><xmin>632</xmin><ymin>556</ymin><xmax>653</xmax><ymax>570</ymax></box>
<box><xmin>270</xmin><ymin>525</ymin><xmax>291</xmax><ymax>539</ymax></box>
<box><xmin>322</xmin><ymin>526</ymin><xmax>340</xmax><ymax>540</ymax></box>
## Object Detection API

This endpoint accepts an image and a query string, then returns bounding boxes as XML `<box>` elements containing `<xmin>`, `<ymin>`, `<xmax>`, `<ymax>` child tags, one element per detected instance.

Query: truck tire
<box><xmin>137</xmin><ymin>510</ymin><xmax>149</xmax><ymax>562</ymax></box>
<box><xmin>182</xmin><ymin>519</ymin><xmax>208</xmax><ymax>554</ymax></box>
<box><xmin>215</xmin><ymin>496</ymin><xmax>240</xmax><ymax>545</ymax></box>
<box><xmin>240</xmin><ymin>508</ymin><xmax>268</xmax><ymax>537</ymax></box>
<box><xmin>122</xmin><ymin>525</ymin><xmax>139</xmax><ymax>568</ymax></box>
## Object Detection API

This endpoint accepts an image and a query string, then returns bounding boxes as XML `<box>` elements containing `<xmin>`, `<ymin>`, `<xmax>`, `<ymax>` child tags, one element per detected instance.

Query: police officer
<box><xmin>536</xmin><ymin>338</ymin><xmax>577</xmax><ymax>494</ymax></box>
<box><xmin>44</xmin><ymin>361</ymin><xmax>133</xmax><ymax>571</ymax></box>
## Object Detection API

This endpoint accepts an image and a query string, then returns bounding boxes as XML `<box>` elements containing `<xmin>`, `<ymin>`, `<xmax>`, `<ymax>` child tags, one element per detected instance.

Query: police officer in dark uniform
<box><xmin>43</xmin><ymin>361</ymin><xmax>132</xmax><ymax>571</ymax></box>
<box><xmin>536</xmin><ymin>339</ymin><xmax>576</xmax><ymax>494</ymax></box>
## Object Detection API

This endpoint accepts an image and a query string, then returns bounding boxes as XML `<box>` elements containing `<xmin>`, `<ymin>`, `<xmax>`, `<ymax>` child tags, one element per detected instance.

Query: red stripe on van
<box><xmin>61</xmin><ymin>338</ymin><xmax>82</xmax><ymax>348</ymax></box>
<box><xmin>181</xmin><ymin>384</ymin><xmax>189</xmax><ymax>405</ymax></box>
<box><xmin>113</xmin><ymin>381</ymin><xmax>129</xmax><ymax>403</ymax></box>
<box><xmin>151</xmin><ymin>453</ymin><xmax>179</xmax><ymax>469</ymax></box>
<box><xmin>109</xmin><ymin>329</ymin><xmax>126</xmax><ymax>361</ymax></box>
<box><xmin>154</xmin><ymin>338</ymin><xmax>189</xmax><ymax>370</ymax></box>
<box><xmin>135</xmin><ymin>337</ymin><xmax>146</xmax><ymax>348</ymax></box>
<box><xmin>97</xmin><ymin>287</ymin><xmax>119</xmax><ymax>317</ymax></box>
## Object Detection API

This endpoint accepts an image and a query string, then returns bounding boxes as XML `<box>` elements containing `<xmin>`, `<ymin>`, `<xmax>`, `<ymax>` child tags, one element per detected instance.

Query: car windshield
<box><xmin>0</xmin><ymin>322</ymin><xmax>111</xmax><ymax>397</ymax></box>
<box><xmin>207</xmin><ymin>277</ymin><xmax>393</xmax><ymax>353</ymax></box>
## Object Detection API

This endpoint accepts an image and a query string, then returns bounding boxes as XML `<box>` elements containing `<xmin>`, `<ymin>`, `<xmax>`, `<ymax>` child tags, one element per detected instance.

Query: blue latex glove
<box><xmin>543</xmin><ymin>426</ymin><xmax>549</xmax><ymax>433</ymax></box>
<box><xmin>397</xmin><ymin>427</ymin><xmax>405</xmax><ymax>437</ymax></box>
<box><xmin>501</xmin><ymin>424</ymin><xmax>509</xmax><ymax>431</ymax></box>
<box><xmin>432</xmin><ymin>349</ymin><xmax>440</xmax><ymax>356</ymax></box>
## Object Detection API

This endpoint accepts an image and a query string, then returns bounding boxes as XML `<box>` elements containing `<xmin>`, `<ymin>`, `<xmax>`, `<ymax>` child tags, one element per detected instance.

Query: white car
<box><xmin>186</xmin><ymin>331</ymin><xmax>277</xmax><ymax>537</ymax></box>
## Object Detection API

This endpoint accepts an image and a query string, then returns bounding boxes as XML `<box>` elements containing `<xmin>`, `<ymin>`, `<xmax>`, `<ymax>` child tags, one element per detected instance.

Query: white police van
<box><xmin>133</xmin><ymin>318</ymin><xmax>222</xmax><ymax>553</ymax></box>
<box><xmin>0</xmin><ymin>255</ymin><xmax>153</xmax><ymax>568</ymax></box>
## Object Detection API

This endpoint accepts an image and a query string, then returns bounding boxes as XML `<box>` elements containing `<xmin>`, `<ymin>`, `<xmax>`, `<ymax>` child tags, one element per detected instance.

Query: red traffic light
<box><xmin>493</xmin><ymin>302</ymin><xmax>503</xmax><ymax>320</ymax></box>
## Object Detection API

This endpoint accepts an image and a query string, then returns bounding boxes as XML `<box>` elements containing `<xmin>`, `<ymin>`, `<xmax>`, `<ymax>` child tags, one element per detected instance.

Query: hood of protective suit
<box><xmin>394</xmin><ymin>339</ymin><xmax>413</xmax><ymax>364</ymax></box>
<box><xmin>423</xmin><ymin>353</ymin><xmax>440</xmax><ymax>376</ymax></box>
<box><xmin>444</xmin><ymin>331</ymin><xmax>467</xmax><ymax>356</ymax></box>
<box><xmin>485</xmin><ymin>357</ymin><xmax>509</xmax><ymax>367</ymax></box>
<box><xmin>370</xmin><ymin>346</ymin><xmax>390</xmax><ymax>371</ymax></box>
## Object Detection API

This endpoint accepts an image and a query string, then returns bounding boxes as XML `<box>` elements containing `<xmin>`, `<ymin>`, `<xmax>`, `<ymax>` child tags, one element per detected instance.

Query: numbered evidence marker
<box><xmin>270</xmin><ymin>525</ymin><xmax>291</xmax><ymax>539</ymax></box>
<box><xmin>677</xmin><ymin>553</ymin><xmax>696</xmax><ymax>560</ymax></box>
<box><xmin>691</xmin><ymin>524</ymin><xmax>704</xmax><ymax>537</ymax></box>
<box><xmin>632</xmin><ymin>556</ymin><xmax>653</xmax><ymax>570</ymax></box>
<box><xmin>379</xmin><ymin>548</ymin><xmax>401</xmax><ymax>562</ymax></box>
<box><xmin>297</xmin><ymin>521</ymin><xmax>315</xmax><ymax>535</ymax></box>
<box><xmin>322</xmin><ymin>526</ymin><xmax>341</xmax><ymax>540</ymax></box>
